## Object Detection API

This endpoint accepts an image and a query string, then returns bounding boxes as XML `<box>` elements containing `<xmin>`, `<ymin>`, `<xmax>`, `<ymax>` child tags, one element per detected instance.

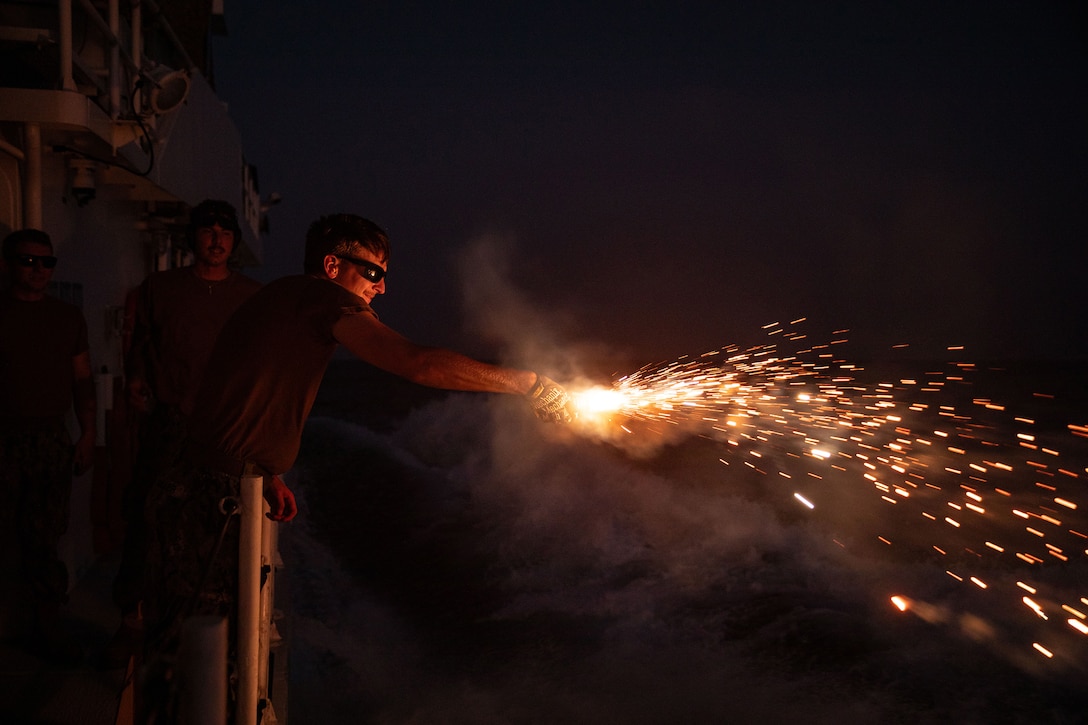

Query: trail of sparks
<box><xmin>569</xmin><ymin>319</ymin><xmax>1088</xmax><ymax>674</ymax></box>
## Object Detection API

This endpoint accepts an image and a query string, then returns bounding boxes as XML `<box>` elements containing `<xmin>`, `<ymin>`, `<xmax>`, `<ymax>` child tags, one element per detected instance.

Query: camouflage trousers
<box><xmin>112</xmin><ymin>404</ymin><xmax>189</xmax><ymax>612</ymax></box>
<box><xmin>140</xmin><ymin>444</ymin><xmax>257</xmax><ymax>725</ymax></box>
<box><xmin>0</xmin><ymin>418</ymin><xmax>75</xmax><ymax>606</ymax></box>
<box><xmin>142</xmin><ymin>448</ymin><xmax>243</xmax><ymax>660</ymax></box>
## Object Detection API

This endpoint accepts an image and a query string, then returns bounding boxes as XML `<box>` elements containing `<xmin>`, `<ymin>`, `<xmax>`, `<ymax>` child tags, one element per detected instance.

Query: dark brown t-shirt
<box><xmin>188</xmin><ymin>275</ymin><xmax>375</xmax><ymax>474</ymax></box>
<box><xmin>128</xmin><ymin>267</ymin><xmax>261</xmax><ymax>415</ymax></box>
<box><xmin>0</xmin><ymin>294</ymin><xmax>89</xmax><ymax>419</ymax></box>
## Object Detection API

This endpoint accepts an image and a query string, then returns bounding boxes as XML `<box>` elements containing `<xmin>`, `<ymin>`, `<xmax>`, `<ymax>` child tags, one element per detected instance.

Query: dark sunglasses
<box><xmin>11</xmin><ymin>254</ymin><xmax>58</xmax><ymax>269</ymax></box>
<box><xmin>336</xmin><ymin>255</ymin><xmax>386</xmax><ymax>283</ymax></box>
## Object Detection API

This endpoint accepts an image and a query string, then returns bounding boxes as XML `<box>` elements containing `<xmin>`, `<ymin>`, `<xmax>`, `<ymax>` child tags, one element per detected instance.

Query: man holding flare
<box><xmin>141</xmin><ymin>213</ymin><xmax>574</xmax><ymax>716</ymax></box>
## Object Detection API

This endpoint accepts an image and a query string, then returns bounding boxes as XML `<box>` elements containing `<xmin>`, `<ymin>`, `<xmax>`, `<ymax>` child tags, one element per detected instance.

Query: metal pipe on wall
<box><xmin>59</xmin><ymin>0</ymin><xmax>76</xmax><ymax>90</ymax></box>
<box><xmin>108</xmin><ymin>0</ymin><xmax>120</xmax><ymax>119</ymax></box>
<box><xmin>131</xmin><ymin>1</ymin><xmax>143</xmax><ymax>112</ymax></box>
<box><xmin>24</xmin><ymin>124</ymin><xmax>42</xmax><ymax>229</ymax></box>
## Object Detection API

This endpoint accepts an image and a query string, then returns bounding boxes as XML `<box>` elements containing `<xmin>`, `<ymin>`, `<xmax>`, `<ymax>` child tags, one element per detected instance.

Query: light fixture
<box><xmin>143</xmin><ymin>64</ymin><xmax>191</xmax><ymax>115</ymax></box>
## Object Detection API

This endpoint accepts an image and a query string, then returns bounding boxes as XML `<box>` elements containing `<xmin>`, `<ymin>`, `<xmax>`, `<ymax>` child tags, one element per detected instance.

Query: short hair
<box><xmin>3</xmin><ymin>228</ymin><xmax>53</xmax><ymax>259</ymax></box>
<box><xmin>187</xmin><ymin>199</ymin><xmax>241</xmax><ymax>253</ymax></box>
<box><xmin>303</xmin><ymin>214</ymin><xmax>390</xmax><ymax>275</ymax></box>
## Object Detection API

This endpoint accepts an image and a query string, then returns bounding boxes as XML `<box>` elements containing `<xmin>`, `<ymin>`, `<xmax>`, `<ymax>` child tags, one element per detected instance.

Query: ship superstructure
<box><xmin>1</xmin><ymin>0</ymin><xmax>265</xmax><ymax>576</ymax></box>
<box><xmin>1</xmin><ymin>3</ymin><xmax>283</xmax><ymax>722</ymax></box>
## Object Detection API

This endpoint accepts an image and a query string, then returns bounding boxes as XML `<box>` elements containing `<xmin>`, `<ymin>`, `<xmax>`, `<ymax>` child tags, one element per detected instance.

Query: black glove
<box><xmin>527</xmin><ymin>374</ymin><xmax>575</xmax><ymax>423</ymax></box>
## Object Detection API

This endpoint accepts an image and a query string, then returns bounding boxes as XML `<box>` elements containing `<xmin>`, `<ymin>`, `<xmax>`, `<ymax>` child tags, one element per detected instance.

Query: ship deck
<box><xmin>0</xmin><ymin>551</ymin><xmax>131</xmax><ymax>725</ymax></box>
<box><xmin>0</xmin><ymin>550</ymin><xmax>290</xmax><ymax>724</ymax></box>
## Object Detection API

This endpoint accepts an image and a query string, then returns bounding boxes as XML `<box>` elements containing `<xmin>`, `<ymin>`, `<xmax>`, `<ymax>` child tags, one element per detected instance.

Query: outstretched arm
<box><xmin>332</xmin><ymin>312</ymin><xmax>538</xmax><ymax>394</ymax></box>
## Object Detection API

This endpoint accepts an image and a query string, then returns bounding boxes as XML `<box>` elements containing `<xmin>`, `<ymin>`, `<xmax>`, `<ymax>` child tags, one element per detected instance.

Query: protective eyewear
<box><xmin>195</xmin><ymin>226</ymin><xmax>236</xmax><ymax>240</ymax></box>
<box><xmin>11</xmin><ymin>254</ymin><xmax>58</xmax><ymax>269</ymax></box>
<box><xmin>337</xmin><ymin>255</ymin><xmax>386</xmax><ymax>283</ymax></box>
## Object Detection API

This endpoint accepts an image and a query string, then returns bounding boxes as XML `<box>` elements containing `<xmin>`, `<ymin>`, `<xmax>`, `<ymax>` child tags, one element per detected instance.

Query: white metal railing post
<box><xmin>258</xmin><ymin>513</ymin><xmax>277</xmax><ymax>717</ymax></box>
<box><xmin>237</xmin><ymin>474</ymin><xmax>263</xmax><ymax>725</ymax></box>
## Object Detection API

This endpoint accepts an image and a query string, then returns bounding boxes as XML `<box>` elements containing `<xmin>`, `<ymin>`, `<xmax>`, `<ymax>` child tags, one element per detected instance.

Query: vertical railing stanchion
<box><xmin>258</xmin><ymin>508</ymin><xmax>277</xmax><ymax>721</ymax></box>
<box><xmin>237</xmin><ymin>474</ymin><xmax>263</xmax><ymax>725</ymax></box>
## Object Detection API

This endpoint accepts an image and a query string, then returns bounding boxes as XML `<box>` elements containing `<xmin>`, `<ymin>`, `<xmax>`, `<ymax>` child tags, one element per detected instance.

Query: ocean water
<box><xmin>278</xmin><ymin>359</ymin><xmax>1088</xmax><ymax>725</ymax></box>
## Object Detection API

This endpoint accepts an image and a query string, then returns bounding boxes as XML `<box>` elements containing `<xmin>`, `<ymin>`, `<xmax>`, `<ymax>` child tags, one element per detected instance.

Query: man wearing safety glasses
<box><xmin>141</xmin><ymin>213</ymin><xmax>575</xmax><ymax>711</ymax></box>
<box><xmin>0</xmin><ymin>229</ymin><xmax>96</xmax><ymax>664</ymax></box>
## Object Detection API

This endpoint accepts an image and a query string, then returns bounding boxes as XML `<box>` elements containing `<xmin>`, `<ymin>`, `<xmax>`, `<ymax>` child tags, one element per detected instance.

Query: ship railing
<box><xmin>240</xmin><ymin>473</ymin><xmax>284</xmax><ymax>725</ymax></box>
<box><xmin>175</xmin><ymin>475</ymin><xmax>284</xmax><ymax>725</ymax></box>
<box><xmin>1</xmin><ymin>0</ymin><xmax>196</xmax><ymax>120</ymax></box>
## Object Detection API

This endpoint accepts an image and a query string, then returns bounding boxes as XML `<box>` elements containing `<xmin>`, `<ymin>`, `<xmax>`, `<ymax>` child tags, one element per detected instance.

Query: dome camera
<box><xmin>69</xmin><ymin>158</ymin><xmax>97</xmax><ymax>207</ymax></box>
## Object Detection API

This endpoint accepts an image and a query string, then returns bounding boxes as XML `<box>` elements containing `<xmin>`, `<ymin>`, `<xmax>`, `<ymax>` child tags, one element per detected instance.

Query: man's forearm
<box><xmin>409</xmin><ymin>348</ymin><xmax>537</xmax><ymax>394</ymax></box>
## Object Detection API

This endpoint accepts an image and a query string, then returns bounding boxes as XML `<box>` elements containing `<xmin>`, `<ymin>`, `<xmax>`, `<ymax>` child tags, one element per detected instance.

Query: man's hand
<box><xmin>263</xmin><ymin>475</ymin><xmax>298</xmax><ymax>522</ymax></box>
<box><xmin>527</xmin><ymin>374</ymin><xmax>576</xmax><ymax>423</ymax></box>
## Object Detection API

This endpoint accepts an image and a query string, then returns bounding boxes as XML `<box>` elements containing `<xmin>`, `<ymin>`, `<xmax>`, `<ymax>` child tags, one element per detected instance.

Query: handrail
<box><xmin>0</xmin><ymin>137</ymin><xmax>26</xmax><ymax>161</ymax></box>
<box><xmin>74</xmin><ymin>0</ymin><xmax>138</xmax><ymax>72</ymax></box>
<box><xmin>178</xmin><ymin>476</ymin><xmax>278</xmax><ymax>724</ymax></box>
<box><xmin>51</xmin><ymin>0</ymin><xmax>197</xmax><ymax>116</ymax></box>
<box><xmin>141</xmin><ymin>0</ymin><xmax>197</xmax><ymax>71</ymax></box>
<box><xmin>72</xmin><ymin>0</ymin><xmax>135</xmax><ymax>118</ymax></box>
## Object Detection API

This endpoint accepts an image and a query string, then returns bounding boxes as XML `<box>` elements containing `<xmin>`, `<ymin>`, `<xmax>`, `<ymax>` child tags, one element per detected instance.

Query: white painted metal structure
<box><xmin>238</xmin><ymin>473</ymin><xmax>281</xmax><ymax>725</ymax></box>
<box><xmin>1</xmin><ymin>3</ymin><xmax>283</xmax><ymax>722</ymax></box>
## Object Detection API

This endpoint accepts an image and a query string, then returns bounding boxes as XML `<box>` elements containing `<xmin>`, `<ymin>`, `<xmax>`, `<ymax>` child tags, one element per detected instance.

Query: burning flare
<box><xmin>562</xmin><ymin>319</ymin><xmax>1087</xmax><ymax>670</ymax></box>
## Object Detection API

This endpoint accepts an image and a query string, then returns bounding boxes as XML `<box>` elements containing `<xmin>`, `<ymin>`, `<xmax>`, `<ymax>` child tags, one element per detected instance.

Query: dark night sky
<box><xmin>209</xmin><ymin>1</ymin><xmax>1086</xmax><ymax>367</ymax></box>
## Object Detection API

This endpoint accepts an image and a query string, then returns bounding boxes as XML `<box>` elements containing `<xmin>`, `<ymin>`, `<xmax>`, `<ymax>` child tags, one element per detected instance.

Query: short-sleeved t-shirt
<box><xmin>188</xmin><ymin>275</ymin><xmax>374</xmax><ymax>474</ymax></box>
<box><xmin>0</xmin><ymin>294</ymin><xmax>89</xmax><ymax>419</ymax></box>
<box><xmin>128</xmin><ymin>267</ymin><xmax>261</xmax><ymax>415</ymax></box>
